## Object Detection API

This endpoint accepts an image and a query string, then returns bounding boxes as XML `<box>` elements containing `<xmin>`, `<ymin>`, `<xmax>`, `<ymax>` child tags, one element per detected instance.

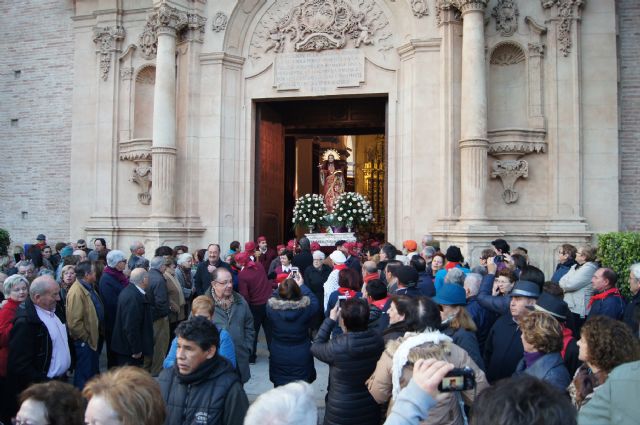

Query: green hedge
<box><xmin>0</xmin><ymin>228</ymin><xmax>9</xmax><ymax>256</ymax></box>
<box><xmin>597</xmin><ymin>232</ymin><xmax>640</xmax><ymax>298</ymax></box>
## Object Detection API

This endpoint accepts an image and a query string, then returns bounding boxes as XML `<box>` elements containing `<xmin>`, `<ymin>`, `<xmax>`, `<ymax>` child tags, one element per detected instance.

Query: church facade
<box><xmin>1</xmin><ymin>0</ymin><xmax>635</xmax><ymax>273</ymax></box>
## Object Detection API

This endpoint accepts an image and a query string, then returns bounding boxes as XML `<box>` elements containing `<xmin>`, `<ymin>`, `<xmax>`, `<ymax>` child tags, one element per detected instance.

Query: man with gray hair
<box><xmin>444</xmin><ymin>267</ymin><xmax>466</xmax><ymax>286</ymax></box>
<box><xmin>244</xmin><ymin>381</ymin><xmax>317</xmax><ymax>425</ymax></box>
<box><xmin>111</xmin><ymin>268</ymin><xmax>154</xmax><ymax>367</ymax></box>
<box><xmin>624</xmin><ymin>263</ymin><xmax>640</xmax><ymax>333</ymax></box>
<box><xmin>15</xmin><ymin>260</ymin><xmax>36</xmax><ymax>282</ymax></box>
<box><xmin>148</xmin><ymin>256</ymin><xmax>170</xmax><ymax>375</ymax></box>
<box><xmin>464</xmin><ymin>272</ymin><xmax>495</xmax><ymax>353</ymax></box>
<box><xmin>420</xmin><ymin>245</ymin><xmax>436</xmax><ymax>266</ymax></box>
<box><xmin>127</xmin><ymin>240</ymin><xmax>146</xmax><ymax>271</ymax></box>
<box><xmin>8</xmin><ymin>276</ymin><xmax>71</xmax><ymax>396</ymax></box>
<box><xmin>99</xmin><ymin>249</ymin><xmax>129</xmax><ymax>368</ymax></box>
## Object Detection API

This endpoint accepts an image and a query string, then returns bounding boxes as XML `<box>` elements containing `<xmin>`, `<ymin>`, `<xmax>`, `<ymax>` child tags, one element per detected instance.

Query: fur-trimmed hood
<box><xmin>267</xmin><ymin>295</ymin><xmax>311</xmax><ymax>311</ymax></box>
<box><xmin>385</xmin><ymin>331</ymin><xmax>453</xmax><ymax>364</ymax></box>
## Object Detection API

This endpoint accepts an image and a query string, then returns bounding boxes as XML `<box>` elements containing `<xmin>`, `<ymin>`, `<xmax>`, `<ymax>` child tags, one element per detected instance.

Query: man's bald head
<box><xmin>363</xmin><ymin>261</ymin><xmax>378</xmax><ymax>275</ymax></box>
<box><xmin>30</xmin><ymin>276</ymin><xmax>60</xmax><ymax>311</ymax></box>
<box><xmin>130</xmin><ymin>268</ymin><xmax>149</xmax><ymax>289</ymax></box>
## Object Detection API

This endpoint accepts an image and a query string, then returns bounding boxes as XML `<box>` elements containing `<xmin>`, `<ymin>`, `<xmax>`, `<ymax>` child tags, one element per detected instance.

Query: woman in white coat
<box><xmin>559</xmin><ymin>245</ymin><xmax>598</xmax><ymax>335</ymax></box>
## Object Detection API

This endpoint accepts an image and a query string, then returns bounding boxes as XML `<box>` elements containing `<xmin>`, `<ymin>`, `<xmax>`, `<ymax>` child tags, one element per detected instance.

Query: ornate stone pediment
<box><xmin>249</xmin><ymin>0</ymin><xmax>392</xmax><ymax>61</ymax></box>
<box><xmin>492</xmin><ymin>0</ymin><xmax>519</xmax><ymax>37</ymax></box>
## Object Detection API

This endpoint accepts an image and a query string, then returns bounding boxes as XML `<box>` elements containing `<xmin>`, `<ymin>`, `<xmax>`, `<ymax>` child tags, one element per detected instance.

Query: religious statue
<box><xmin>318</xmin><ymin>149</ymin><xmax>346</xmax><ymax>213</ymax></box>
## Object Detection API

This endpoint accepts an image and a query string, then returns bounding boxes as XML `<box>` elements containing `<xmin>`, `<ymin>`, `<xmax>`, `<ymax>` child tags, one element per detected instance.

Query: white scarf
<box><xmin>391</xmin><ymin>329</ymin><xmax>452</xmax><ymax>400</ymax></box>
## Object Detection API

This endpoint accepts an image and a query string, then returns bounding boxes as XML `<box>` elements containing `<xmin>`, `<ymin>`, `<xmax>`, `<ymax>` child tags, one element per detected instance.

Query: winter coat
<box><xmin>514</xmin><ymin>352</ymin><xmax>571</xmax><ymax>391</ymax></box>
<box><xmin>367</xmin><ymin>331</ymin><xmax>489</xmax><ymax>425</ymax></box>
<box><xmin>164</xmin><ymin>270</ymin><xmax>186</xmax><ymax>324</ymax></box>
<box><xmin>175</xmin><ymin>266</ymin><xmax>195</xmax><ymax>301</ymax></box>
<box><xmin>560</xmin><ymin>262</ymin><xmax>598</xmax><ymax>317</ymax></box>
<box><xmin>7</xmin><ymin>298</ymin><xmax>67</xmax><ymax>389</ymax></box>
<box><xmin>0</xmin><ymin>298</ymin><xmax>22</xmax><ymax>377</ymax></box>
<box><xmin>577</xmin><ymin>360</ymin><xmax>640</xmax><ymax>425</ymax></box>
<box><xmin>66</xmin><ymin>279</ymin><xmax>103</xmax><ymax>351</ymax></box>
<box><xmin>304</xmin><ymin>263</ymin><xmax>332</xmax><ymax>328</ymax></box>
<box><xmin>110</xmin><ymin>284</ymin><xmax>154</xmax><ymax>357</ymax></box>
<box><xmin>194</xmin><ymin>260</ymin><xmax>231</xmax><ymax>297</ymax></box>
<box><xmin>551</xmin><ymin>259</ymin><xmax>577</xmax><ymax>283</ymax></box>
<box><xmin>258</xmin><ymin>247</ymin><xmax>277</xmax><ymax>276</ymax></box>
<box><xmin>623</xmin><ymin>292</ymin><xmax>640</xmax><ymax>333</ymax></box>
<box><xmin>587</xmin><ymin>290</ymin><xmax>625</xmax><ymax>320</ymax></box>
<box><xmin>311</xmin><ymin>318</ymin><xmax>385</xmax><ymax>425</ymax></box>
<box><xmin>484</xmin><ymin>314</ymin><xmax>524</xmax><ymax>383</ymax></box>
<box><xmin>237</xmin><ymin>262</ymin><xmax>273</xmax><ymax>306</ymax></box>
<box><xmin>266</xmin><ymin>285</ymin><xmax>319</xmax><ymax>386</ymax></box>
<box><xmin>466</xmin><ymin>296</ymin><xmax>496</xmax><ymax>355</ymax></box>
<box><xmin>416</xmin><ymin>271</ymin><xmax>435</xmax><ymax>297</ymax></box>
<box><xmin>98</xmin><ymin>270</ymin><xmax>127</xmax><ymax>335</ymax></box>
<box><xmin>148</xmin><ymin>268</ymin><xmax>170</xmax><ymax>320</ymax></box>
<box><xmin>158</xmin><ymin>356</ymin><xmax>249</xmax><ymax>425</ymax></box>
<box><xmin>346</xmin><ymin>255</ymin><xmax>361</xmax><ymax>273</ymax></box>
<box><xmin>477</xmin><ymin>273</ymin><xmax>510</xmax><ymax>316</ymax></box>
<box><xmin>292</xmin><ymin>249</ymin><xmax>313</xmax><ymax>275</ymax></box>
<box><xmin>442</xmin><ymin>326</ymin><xmax>485</xmax><ymax>371</ymax></box>
<box><xmin>209</xmin><ymin>291</ymin><xmax>255</xmax><ymax>383</ymax></box>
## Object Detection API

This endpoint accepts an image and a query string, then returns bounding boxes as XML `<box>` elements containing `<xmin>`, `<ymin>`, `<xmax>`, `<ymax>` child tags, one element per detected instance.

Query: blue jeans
<box><xmin>73</xmin><ymin>340</ymin><xmax>100</xmax><ymax>389</ymax></box>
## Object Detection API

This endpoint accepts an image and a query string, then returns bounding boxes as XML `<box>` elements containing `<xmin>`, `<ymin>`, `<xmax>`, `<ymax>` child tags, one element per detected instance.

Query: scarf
<box><xmin>371</xmin><ymin>296</ymin><xmax>390</xmax><ymax>310</ymax></box>
<box><xmin>211</xmin><ymin>287</ymin><xmax>233</xmax><ymax>312</ymax></box>
<box><xmin>337</xmin><ymin>287</ymin><xmax>358</xmax><ymax>298</ymax></box>
<box><xmin>573</xmin><ymin>364</ymin><xmax>606</xmax><ymax>408</ymax></box>
<box><xmin>588</xmin><ymin>287</ymin><xmax>622</xmax><ymax>308</ymax></box>
<box><xmin>523</xmin><ymin>351</ymin><xmax>544</xmax><ymax>369</ymax></box>
<box><xmin>364</xmin><ymin>272</ymin><xmax>380</xmax><ymax>283</ymax></box>
<box><xmin>333</xmin><ymin>264</ymin><xmax>347</xmax><ymax>272</ymax></box>
<box><xmin>391</xmin><ymin>329</ymin><xmax>452</xmax><ymax>400</ymax></box>
<box><xmin>177</xmin><ymin>356</ymin><xmax>218</xmax><ymax>385</ymax></box>
<box><xmin>561</xmin><ymin>325</ymin><xmax>573</xmax><ymax>359</ymax></box>
<box><xmin>445</xmin><ymin>262</ymin><xmax>459</xmax><ymax>271</ymax></box>
<box><xmin>103</xmin><ymin>266</ymin><xmax>129</xmax><ymax>287</ymax></box>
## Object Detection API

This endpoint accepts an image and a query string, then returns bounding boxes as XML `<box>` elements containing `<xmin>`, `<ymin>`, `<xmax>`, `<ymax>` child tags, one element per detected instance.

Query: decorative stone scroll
<box><xmin>491</xmin><ymin>159</ymin><xmax>528</xmax><ymax>204</ymax></box>
<box><xmin>411</xmin><ymin>0</ymin><xmax>429</xmax><ymax>18</ymax></box>
<box><xmin>119</xmin><ymin>139</ymin><xmax>152</xmax><ymax>205</ymax></box>
<box><xmin>93</xmin><ymin>26</ymin><xmax>125</xmax><ymax>81</ymax></box>
<box><xmin>138</xmin><ymin>4</ymin><xmax>189</xmax><ymax>59</ymax></box>
<box><xmin>274</xmin><ymin>49</ymin><xmax>364</xmax><ymax>92</ymax></box>
<box><xmin>212</xmin><ymin>12</ymin><xmax>228</xmax><ymax>32</ymax></box>
<box><xmin>492</xmin><ymin>0</ymin><xmax>519</xmax><ymax>37</ymax></box>
<box><xmin>541</xmin><ymin>0</ymin><xmax>584</xmax><ymax>57</ymax></box>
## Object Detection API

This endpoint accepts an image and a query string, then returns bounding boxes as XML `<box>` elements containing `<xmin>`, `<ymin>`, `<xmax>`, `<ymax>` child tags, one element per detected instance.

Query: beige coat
<box><xmin>66</xmin><ymin>280</ymin><xmax>103</xmax><ymax>351</ymax></box>
<box><xmin>367</xmin><ymin>332</ymin><xmax>489</xmax><ymax>425</ymax></box>
<box><xmin>165</xmin><ymin>271</ymin><xmax>186</xmax><ymax>323</ymax></box>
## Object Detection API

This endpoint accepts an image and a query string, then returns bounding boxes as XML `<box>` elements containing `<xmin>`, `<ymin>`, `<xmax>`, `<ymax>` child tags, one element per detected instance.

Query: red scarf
<box><xmin>334</xmin><ymin>264</ymin><xmax>347</xmax><ymax>272</ymax></box>
<box><xmin>561</xmin><ymin>325</ymin><xmax>573</xmax><ymax>359</ymax></box>
<box><xmin>364</xmin><ymin>272</ymin><xmax>380</xmax><ymax>283</ymax></box>
<box><xmin>371</xmin><ymin>296</ymin><xmax>390</xmax><ymax>310</ymax></box>
<box><xmin>337</xmin><ymin>287</ymin><xmax>358</xmax><ymax>298</ymax></box>
<box><xmin>588</xmin><ymin>287</ymin><xmax>622</xmax><ymax>308</ymax></box>
<box><xmin>445</xmin><ymin>261</ymin><xmax>459</xmax><ymax>270</ymax></box>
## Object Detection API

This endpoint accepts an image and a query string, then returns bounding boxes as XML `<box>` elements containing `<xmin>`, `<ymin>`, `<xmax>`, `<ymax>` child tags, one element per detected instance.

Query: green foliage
<box><xmin>0</xmin><ymin>228</ymin><xmax>10</xmax><ymax>256</ymax></box>
<box><xmin>597</xmin><ymin>232</ymin><xmax>640</xmax><ymax>298</ymax></box>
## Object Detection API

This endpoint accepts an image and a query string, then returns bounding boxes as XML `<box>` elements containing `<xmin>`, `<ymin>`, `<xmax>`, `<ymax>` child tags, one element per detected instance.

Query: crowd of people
<box><xmin>0</xmin><ymin>233</ymin><xmax>639</xmax><ymax>425</ymax></box>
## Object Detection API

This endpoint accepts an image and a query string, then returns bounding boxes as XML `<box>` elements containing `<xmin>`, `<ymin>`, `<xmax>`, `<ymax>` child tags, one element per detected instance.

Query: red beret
<box><xmin>244</xmin><ymin>241</ymin><xmax>256</xmax><ymax>252</ymax></box>
<box><xmin>235</xmin><ymin>252</ymin><xmax>249</xmax><ymax>266</ymax></box>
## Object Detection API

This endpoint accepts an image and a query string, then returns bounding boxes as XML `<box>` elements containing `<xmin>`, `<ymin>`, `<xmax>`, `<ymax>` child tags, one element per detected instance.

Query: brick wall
<box><xmin>618</xmin><ymin>0</ymin><xmax>640</xmax><ymax>230</ymax></box>
<box><xmin>0</xmin><ymin>1</ymin><xmax>74</xmax><ymax>246</ymax></box>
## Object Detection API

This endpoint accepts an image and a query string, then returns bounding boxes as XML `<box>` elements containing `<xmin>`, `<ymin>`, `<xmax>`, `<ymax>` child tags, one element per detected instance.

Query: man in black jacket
<box><xmin>158</xmin><ymin>317</ymin><xmax>249</xmax><ymax>425</ymax></box>
<box><xmin>148</xmin><ymin>256</ymin><xmax>170</xmax><ymax>375</ymax></box>
<box><xmin>484</xmin><ymin>280</ymin><xmax>539</xmax><ymax>383</ymax></box>
<box><xmin>7</xmin><ymin>276</ymin><xmax>72</xmax><ymax>418</ymax></box>
<box><xmin>194</xmin><ymin>244</ymin><xmax>231</xmax><ymax>296</ymax></box>
<box><xmin>111</xmin><ymin>268</ymin><xmax>154</xmax><ymax>367</ymax></box>
<box><xmin>292</xmin><ymin>236</ymin><xmax>313</xmax><ymax>275</ymax></box>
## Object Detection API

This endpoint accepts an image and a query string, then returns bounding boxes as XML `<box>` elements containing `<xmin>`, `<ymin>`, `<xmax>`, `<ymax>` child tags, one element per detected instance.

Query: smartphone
<box><xmin>290</xmin><ymin>266</ymin><xmax>300</xmax><ymax>279</ymax></box>
<box><xmin>338</xmin><ymin>294</ymin><xmax>348</xmax><ymax>308</ymax></box>
<box><xmin>437</xmin><ymin>367</ymin><xmax>476</xmax><ymax>392</ymax></box>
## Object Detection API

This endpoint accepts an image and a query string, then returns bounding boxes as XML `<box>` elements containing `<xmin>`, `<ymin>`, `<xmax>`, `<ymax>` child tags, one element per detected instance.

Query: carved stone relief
<box><xmin>120</xmin><ymin>67</ymin><xmax>134</xmax><ymax>81</ymax></box>
<box><xmin>138</xmin><ymin>4</ymin><xmax>189</xmax><ymax>59</ymax></box>
<box><xmin>139</xmin><ymin>13</ymin><xmax>159</xmax><ymax>59</ymax></box>
<box><xmin>490</xmin><ymin>42</ymin><xmax>526</xmax><ymax>65</ymax></box>
<box><xmin>491</xmin><ymin>0</ymin><xmax>519</xmax><ymax>37</ymax></box>
<box><xmin>249</xmin><ymin>0</ymin><xmax>393</xmax><ymax>63</ymax></box>
<box><xmin>212</xmin><ymin>12</ymin><xmax>228</xmax><ymax>32</ymax></box>
<box><xmin>411</xmin><ymin>0</ymin><xmax>429</xmax><ymax>18</ymax></box>
<box><xmin>491</xmin><ymin>159</ymin><xmax>528</xmax><ymax>204</ymax></box>
<box><xmin>119</xmin><ymin>139</ymin><xmax>152</xmax><ymax>205</ymax></box>
<box><xmin>93</xmin><ymin>26</ymin><xmax>125</xmax><ymax>81</ymax></box>
<box><xmin>435</xmin><ymin>0</ymin><xmax>462</xmax><ymax>26</ymax></box>
<box><xmin>541</xmin><ymin>0</ymin><xmax>584</xmax><ymax>57</ymax></box>
<box><xmin>186</xmin><ymin>13</ymin><xmax>207</xmax><ymax>40</ymax></box>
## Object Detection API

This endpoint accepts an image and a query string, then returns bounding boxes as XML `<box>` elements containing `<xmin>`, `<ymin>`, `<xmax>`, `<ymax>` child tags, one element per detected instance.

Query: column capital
<box><xmin>156</xmin><ymin>3</ymin><xmax>188</xmax><ymax>35</ymax></box>
<box><xmin>443</xmin><ymin>0</ymin><xmax>488</xmax><ymax>14</ymax></box>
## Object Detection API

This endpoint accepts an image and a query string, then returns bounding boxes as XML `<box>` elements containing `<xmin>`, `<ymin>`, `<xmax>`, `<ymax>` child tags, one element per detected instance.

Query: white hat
<box><xmin>329</xmin><ymin>250</ymin><xmax>346</xmax><ymax>264</ymax></box>
<box><xmin>313</xmin><ymin>250</ymin><xmax>326</xmax><ymax>260</ymax></box>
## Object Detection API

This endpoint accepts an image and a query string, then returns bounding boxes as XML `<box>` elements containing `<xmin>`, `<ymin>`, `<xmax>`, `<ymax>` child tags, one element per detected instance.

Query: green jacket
<box><xmin>66</xmin><ymin>280</ymin><xmax>103</xmax><ymax>351</ymax></box>
<box><xmin>578</xmin><ymin>360</ymin><xmax>640</xmax><ymax>425</ymax></box>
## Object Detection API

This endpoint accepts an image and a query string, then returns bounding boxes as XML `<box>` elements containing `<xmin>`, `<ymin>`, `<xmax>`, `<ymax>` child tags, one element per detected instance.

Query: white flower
<box><xmin>312</xmin><ymin>219</ymin><xmax>316</xmax><ymax>223</ymax></box>
<box><xmin>338</xmin><ymin>217</ymin><xmax>342</xmax><ymax>221</ymax></box>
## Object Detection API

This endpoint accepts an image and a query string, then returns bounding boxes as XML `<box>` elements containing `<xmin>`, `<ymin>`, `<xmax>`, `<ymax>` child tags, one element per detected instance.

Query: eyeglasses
<box><xmin>214</xmin><ymin>280</ymin><xmax>233</xmax><ymax>286</ymax></box>
<box><xmin>77</xmin><ymin>245</ymin><xmax>86</xmax><ymax>249</ymax></box>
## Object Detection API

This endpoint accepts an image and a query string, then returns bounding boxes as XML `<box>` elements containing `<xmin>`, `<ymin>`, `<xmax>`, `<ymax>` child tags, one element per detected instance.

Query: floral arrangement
<box><xmin>332</xmin><ymin>192</ymin><xmax>373</xmax><ymax>227</ymax></box>
<box><xmin>292</xmin><ymin>193</ymin><xmax>328</xmax><ymax>229</ymax></box>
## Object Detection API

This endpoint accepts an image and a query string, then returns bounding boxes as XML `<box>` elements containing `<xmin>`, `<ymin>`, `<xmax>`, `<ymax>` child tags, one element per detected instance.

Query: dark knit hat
<box><xmin>445</xmin><ymin>245</ymin><xmax>464</xmax><ymax>263</ymax></box>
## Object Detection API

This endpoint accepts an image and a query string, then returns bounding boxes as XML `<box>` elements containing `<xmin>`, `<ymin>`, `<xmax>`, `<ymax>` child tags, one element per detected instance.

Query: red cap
<box><xmin>276</xmin><ymin>273</ymin><xmax>289</xmax><ymax>284</ymax></box>
<box><xmin>403</xmin><ymin>240</ymin><xmax>418</xmax><ymax>252</ymax></box>
<box><xmin>344</xmin><ymin>242</ymin><xmax>357</xmax><ymax>255</ymax></box>
<box><xmin>310</xmin><ymin>242</ymin><xmax>321</xmax><ymax>251</ymax></box>
<box><xmin>257</xmin><ymin>236</ymin><xmax>267</xmax><ymax>243</ymax></box>
<box><xmin>244</xmin><ymin>241</ymin><xmax>256</xmax><ymax>252</ymax></box>
<box><xmin>235</xmin><ymin>252</ymin><xmax>249</xmax><ymax>266</ymax></box>
<box><xmin>287</xmin><ymin>239</ymin><xmax>296</xmax><ymax>250</ymax></box>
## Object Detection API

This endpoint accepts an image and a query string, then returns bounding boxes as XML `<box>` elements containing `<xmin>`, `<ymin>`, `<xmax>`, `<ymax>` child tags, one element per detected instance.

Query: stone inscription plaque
<box><xmin>274</xmin><ymin>49</ymin><xmax>365</xmax><ymax>93</ymax></box>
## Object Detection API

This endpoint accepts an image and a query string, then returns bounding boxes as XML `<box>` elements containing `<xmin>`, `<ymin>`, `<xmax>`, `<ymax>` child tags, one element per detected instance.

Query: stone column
<box><xmin>151</xmin><ymin>4</ymin><xmax>187</xmax><ymax>219</ymax></box>
<box><xmin>458</xmin><ymin>0</ymin><xmax>489</xmax><ymax>222</ymax></box>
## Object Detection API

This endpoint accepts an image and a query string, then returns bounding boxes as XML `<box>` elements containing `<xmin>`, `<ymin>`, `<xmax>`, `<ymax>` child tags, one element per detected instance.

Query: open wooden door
<box><xmin>255</xmin><ymin>103</ymin><xmax>285</xmax><ymax>245</ymax></box>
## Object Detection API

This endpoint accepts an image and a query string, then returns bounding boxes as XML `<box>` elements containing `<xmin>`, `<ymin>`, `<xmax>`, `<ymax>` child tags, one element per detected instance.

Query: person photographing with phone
<box><xmin>266</xmin><ymin>271</ymin><xmax>319</xmax><ymax>387</ymax></box>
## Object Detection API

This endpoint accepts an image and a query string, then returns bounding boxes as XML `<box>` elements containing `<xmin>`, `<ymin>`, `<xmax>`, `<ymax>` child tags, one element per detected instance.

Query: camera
<box><xmin>494</xmin><ymin>255</ymin><xmax>504</xmax><ymax>263</ymax></box>
<box><xmin>338</xmin><ymin>294</ymin><xmax>348</xmax><ymax>308</ymax></box>
<box><xmin>437</xmin><ymin>367</ymin><xmax>476</xmax><ymax>392</ymax></box>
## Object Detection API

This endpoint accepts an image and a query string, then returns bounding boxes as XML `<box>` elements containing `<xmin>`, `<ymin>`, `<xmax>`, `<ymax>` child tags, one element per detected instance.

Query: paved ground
<box><xmin>244</xmin><ymin>330</ymin><xmax>329</xmax><ymax>422</ymax></box>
